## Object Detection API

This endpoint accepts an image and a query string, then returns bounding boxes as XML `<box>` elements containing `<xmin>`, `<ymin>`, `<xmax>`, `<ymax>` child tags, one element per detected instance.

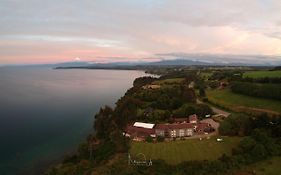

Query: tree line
<box><xmin>241</xmin><ymin>77</ymin><xmax>281</xmax><ymax>84</ymax></box>
<box><xmin>231</xmin><ymin>81</ymin><xmax>281</xmax><ymax>101</ymax></box>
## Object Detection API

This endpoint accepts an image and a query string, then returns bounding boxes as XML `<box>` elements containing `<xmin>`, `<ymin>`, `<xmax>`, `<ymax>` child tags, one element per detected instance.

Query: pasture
<box><xmin>130</xmin><ymin>137</ymin><xmax>241</xmax><ymax>165</ymax></box>
<box><xmin>243</xmin><ymin>70</ymin><xmax>281</xmax><ymax>78</ymax></box>
<box><xmin>206</xmin><ymin>89</ymin><xmax>281</xmax><ymax>115</ymax></box>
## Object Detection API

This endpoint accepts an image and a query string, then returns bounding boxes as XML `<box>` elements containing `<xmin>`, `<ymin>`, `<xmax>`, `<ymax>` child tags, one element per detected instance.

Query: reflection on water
<box><xmin>0</xmin><ymin>67</ymin><xmax>147</xmax><ymax>175</ymax></box>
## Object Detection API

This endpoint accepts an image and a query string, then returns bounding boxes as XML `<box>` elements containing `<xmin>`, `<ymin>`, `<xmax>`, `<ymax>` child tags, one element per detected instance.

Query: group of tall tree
<box><xmin>219</xmin><ymin>113</ymin><xmax>281</xmax><ymax>138</ymax></box>
<box><xmin>219</xmin><ymin>113</ymin><xmax>281</xmax><ymax>167</ymax></box>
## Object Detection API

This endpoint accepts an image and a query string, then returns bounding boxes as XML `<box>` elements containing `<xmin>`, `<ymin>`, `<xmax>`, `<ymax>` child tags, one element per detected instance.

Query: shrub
<box><xmin>145</xmin><ymin>136</ymin><xmax>153</xmax><ymax>143</ymax></box>
<box><xmin>156</xmin><ymin>136</ymin><xmax>165</xmax><ymax>142</ymax></box>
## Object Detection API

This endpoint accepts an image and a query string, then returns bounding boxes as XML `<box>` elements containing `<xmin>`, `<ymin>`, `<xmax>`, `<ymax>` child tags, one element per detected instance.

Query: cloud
<box><xmin>0</xmin><ymin>0</ymin><xmax>281</xmax><ymax>64</ymax></box>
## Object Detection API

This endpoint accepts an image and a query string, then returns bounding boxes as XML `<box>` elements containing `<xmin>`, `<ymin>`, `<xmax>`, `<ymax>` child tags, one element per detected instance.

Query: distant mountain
<box><xmin>156</xmin><ymin>53</ymin><xmax>281</xmax><ymax>66</ymax></box>
<box><xmin>54</xmin><ymin>58</ymin><xmax>274</xmax><ymax>69</ymax></box>
<box><xmin>54</xmin><ymin>59</ymin><xmax>214</xmax><ymax>69</ymax></box>
<box><xmin>54</xmin><ymin>54</ymin><xmax>281</xmax><ymax>69</ymax></box>
<box><xmin>0</xmin><ymin>61</ymin><xmax>91</xmax><ymax>68</ymax></box>
<box><xmin>142</xmin><ymin>59</ymin><xmax>211</xmax><ymax>66</ymax></box>
<box><xmin>54</xmin><ymin>61</ymin><xmax>90</xmax><ymax>67</ymax></box>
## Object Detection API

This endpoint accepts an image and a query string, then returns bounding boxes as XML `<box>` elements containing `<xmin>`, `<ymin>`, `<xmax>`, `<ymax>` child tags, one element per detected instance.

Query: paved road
<box><xmin>197</xmin><ymin>99</ymin><xmax>231</xmax><ymax>117</ymax></box>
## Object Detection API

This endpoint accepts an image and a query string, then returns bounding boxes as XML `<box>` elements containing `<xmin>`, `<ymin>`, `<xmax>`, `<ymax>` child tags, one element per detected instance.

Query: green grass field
<box><xmin>243</xmin><ymin>70</ymin><xmax>281</xmax><ymax>78</ymax></box>
<box><xmin>206</xmin><ymin>89</ymin><xmax>281</xmax><ymax>115</ymax></box>
<box><xmin>242</xmin><ymin>156</ymin><xmax>281</xmax><ymax>175</ymax></box>
<box><xmin>130</xmin><ymin>137</ymin><xmax>241</xmax><ymax>165</ymax></box>
<box><xmin>152</xmin><ymin>78</ymin><xmax>185</xmax><ymax>85</ymax></box>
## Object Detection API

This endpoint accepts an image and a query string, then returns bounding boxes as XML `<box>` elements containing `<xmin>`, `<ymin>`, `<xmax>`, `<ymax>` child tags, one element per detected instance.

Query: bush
<box><xmin>156</xmin><ymin>136</ymin><xmax>165</xmax><ymax>142</ymax></box>
<box><xmin>145</xmin><ymin>136</ymin><xmax>153</xmax><ymax>143</ymax></box>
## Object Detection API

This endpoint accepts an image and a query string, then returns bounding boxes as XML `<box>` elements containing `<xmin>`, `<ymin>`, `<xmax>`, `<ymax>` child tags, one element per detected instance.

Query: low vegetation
<box><xmin>130</xmin><ymin>137</ymin><xmax>241</xmax><ymax>164</ymax></box>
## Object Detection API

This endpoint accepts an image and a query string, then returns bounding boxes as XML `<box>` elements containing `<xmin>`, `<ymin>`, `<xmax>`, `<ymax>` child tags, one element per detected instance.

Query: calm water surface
<box><xmin>0</xmin><ymin>67</ymin><xmax>147</xmax><ymax>175</ymax></box>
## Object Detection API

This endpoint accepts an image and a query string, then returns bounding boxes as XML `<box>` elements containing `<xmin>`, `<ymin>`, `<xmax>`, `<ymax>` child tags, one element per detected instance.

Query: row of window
<box><xmin>156</xmin><ymin>129</ymin><xmax>193</xmax><ymax>137</ymax></box>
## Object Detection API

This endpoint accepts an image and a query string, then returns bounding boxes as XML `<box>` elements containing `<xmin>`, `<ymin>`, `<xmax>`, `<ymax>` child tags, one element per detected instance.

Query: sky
<box><xmin>0</xmin><ymin>0</ymin><xmax>281</xmax><ymax>65</ymax></box>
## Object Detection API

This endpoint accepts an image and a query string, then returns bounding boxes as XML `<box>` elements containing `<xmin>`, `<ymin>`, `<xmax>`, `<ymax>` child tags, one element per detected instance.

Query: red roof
<box><xmin>196</xmin><ymin>123</ymin><xmax>211</xmax><ymax>131</ymax></box>
<box><xmin>155</xmin><ymin>123</ymin><xmax>194</xmax><ymax>130</ymax></box>
<box><xmin>172</xmin><ymin>118</ymin><xmax>188</xmax><ymax>123</ymax></box>
<box><xmin>125</xmin><ymin>125</ymin><xmax>155</xmax><ymax>137</ymax></box>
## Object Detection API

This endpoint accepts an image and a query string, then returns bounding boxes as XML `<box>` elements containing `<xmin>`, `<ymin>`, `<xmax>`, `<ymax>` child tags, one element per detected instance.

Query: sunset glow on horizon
<box><xmin>1</xmin><ymin>0</ymin><xmax>281</xmax><ymax>65</ymax></box>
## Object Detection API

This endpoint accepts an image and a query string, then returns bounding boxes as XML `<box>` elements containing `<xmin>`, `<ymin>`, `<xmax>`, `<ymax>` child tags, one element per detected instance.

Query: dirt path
<box><xmin>197</xmin><ymin>99</ymin><xmax>231</xmax><ymax>117</ymax></box>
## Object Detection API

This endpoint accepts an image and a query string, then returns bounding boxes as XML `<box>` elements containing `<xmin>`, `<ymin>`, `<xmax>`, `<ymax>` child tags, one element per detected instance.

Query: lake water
<box><xmin>0</xmin><ymin>67</ymin><xmax>147</xmax><ymax>175</ymax></box>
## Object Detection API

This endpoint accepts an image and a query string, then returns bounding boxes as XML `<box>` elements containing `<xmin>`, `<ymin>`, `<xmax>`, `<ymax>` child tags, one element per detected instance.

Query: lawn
<box><xmin>241</xmin><ymin>156</ymin><xmax>281</xmax><ymax>175</ymax></box>
<box><xmin>152</xmin><ymin>78</ymin><xmax>185</xmax><ymax>85</ymax></box>
<box><xmin>206</xmin><ymin>89</ymin><xmax>281</xmax><ymax>115</ymax></box>
<box><xmin>243</xmin><ymin>70</ymin><xmax>281</xmax><ymax>78</ymax></box>
<box><xmin>130</xmin><ymin>137</ymin><xmax>241</xmax><ymax>165</ymax></box>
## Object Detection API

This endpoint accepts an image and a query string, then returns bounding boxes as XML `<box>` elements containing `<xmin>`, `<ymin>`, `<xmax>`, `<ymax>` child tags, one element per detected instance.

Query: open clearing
<box><xmin>243</xmin><ymin>70</ymin><xmax>281</xmax><ymax>78</ymax></box>
<box><xmin>130</xmin><ymin>137</ymin><xmax>241</xmax><ymax>165</ymax></box>
<box><xmin>206</xmin><ymin>89</ymin><xmax>281</xmax><ymax>115</ymax></box>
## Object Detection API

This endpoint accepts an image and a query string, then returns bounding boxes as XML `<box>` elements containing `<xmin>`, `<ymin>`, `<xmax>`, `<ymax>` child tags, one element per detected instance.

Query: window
<box><xmin>171</xmin><ymin>130</ymin><xmax>176</xmax><ymax>137</ymax></box>
<box><xmin>179</xmin><ymin>129</ymin><xmax>185</xmax><ymax>137</ymax></box>
<box><xmin>187</xmin><ymin>129</ymin><xmax>193</xmax><ymax>136</ymax></box>
<box><xmin>160</xmin><ymin>130</ymin><xmax>164</xmax><ymax>137</ymax></box>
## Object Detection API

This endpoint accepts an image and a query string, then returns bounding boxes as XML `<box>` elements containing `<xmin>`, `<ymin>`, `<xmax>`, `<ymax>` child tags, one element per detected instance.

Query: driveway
<box><xmin>196</xmin><ymin>99</ymin><xmax>231</xmax><ymax>117</ymax></box>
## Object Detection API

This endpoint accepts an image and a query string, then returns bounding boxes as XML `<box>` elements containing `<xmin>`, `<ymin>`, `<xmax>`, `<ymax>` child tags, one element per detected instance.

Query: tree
<box><xmin>199</xmin><ymin>87</ymin><xmax>206</xmax><ymax>97</ymax></box>
<box><xmin>219</xmin><ymin>113</ymin><xmax>252</xmax><ymax>136</ymax></box>
<box><xmin>133</xmin><ymin>76</ymin><xmax>157</xmax><ymax>87</ymax></box>
<box><xmin>181</xmin><ymin>85</ymin><xmax>196</xmax><ymax>103</ymax></box>
<box><xmin>87</xmin><ymin>134</ymin><xmax>98</xmax><ymax>160</ymax></box>
<box><xmin>77</xmin><ymin>143</ymin><xmax>89</xmax><ymax>159</ymax></box>
<box><xmin>235</xmin><ymin>137</ymin><xmax>256</xmax><ymax>154</ymax></box>
<box><xmin>94</xmin><ymin>106</ymin><xmax>114</xmax><ymax>139</ymax></box>
<box><xmin>252</xmin><ymin>113</ymin><xmax>270</xmax><ymax>129</ymax></box>
<box><xmin>156</xmin><ymin>136</ymin><xmax>165</xmax><ymax>142</ymax></box>
<box><xmin>251</xmin><ymin>144</ymin><xmax>267</xmax><ymax>160</ymax></box>
<box><xmin>145</xmin><ymin>136</ymin><xmax>153</xmax><ymax>143</ymax></box>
